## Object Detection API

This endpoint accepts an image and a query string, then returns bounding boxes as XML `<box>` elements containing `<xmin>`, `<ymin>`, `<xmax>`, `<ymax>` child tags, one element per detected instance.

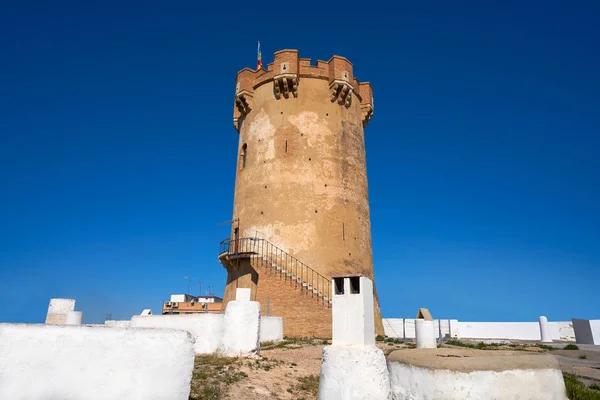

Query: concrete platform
<box><xmin>387</xmin><ymin>348</ymin><xmax>567</xmax><ymax>400</ymax></box>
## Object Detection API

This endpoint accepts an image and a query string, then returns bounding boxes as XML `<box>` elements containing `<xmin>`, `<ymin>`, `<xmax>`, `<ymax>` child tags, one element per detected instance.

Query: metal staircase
<box><xmin>219</xmin><ymin>238</ymin><xmax>332</xmax><ymax>306</ymax></box>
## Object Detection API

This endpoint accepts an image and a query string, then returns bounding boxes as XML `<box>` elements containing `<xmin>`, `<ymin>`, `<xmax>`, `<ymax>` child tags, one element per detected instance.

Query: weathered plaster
<box><xmin>0</xmin><ymin>323</ymin><xmax>195</xmax><ymax>400</ymax></box>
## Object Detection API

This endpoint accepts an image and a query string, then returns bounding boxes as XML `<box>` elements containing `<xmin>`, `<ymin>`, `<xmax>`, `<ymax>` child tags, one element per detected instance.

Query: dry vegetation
<box><xmin>189</xmin><ymin>337</ymin><xmax>600</xmax><ymax>400</ymax></box>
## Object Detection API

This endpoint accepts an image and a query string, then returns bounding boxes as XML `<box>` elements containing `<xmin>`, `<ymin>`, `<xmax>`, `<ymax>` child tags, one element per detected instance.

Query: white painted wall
<box><xmin>0</xmin><ymin>323</ymin><xmax>195</xmax><ymax>400</ymax></box>
<box><xmin>555</xmin><ymin>321</ymin><xmax>576</xmax><ymax>341</ymax></box>
<box><xmin>383</xmin><ymin>319</ymin><xmax>459</xmax><ymax>340</ymax></box>
<box><xmin>572</xmin><ymin>319</ymin><xmax>600</xmax><ymax>345</ymax></box>
<box><xmin>198</xmin><ymin>296</ymin><xmax>219</xmax><ymax>303</ymax></box>
<box><xmin>318</xmin><ymin>345</ymin><xmax>391</xmax><ymax>400</ymax></box>
<box><xmin>332</xmin><ymin>276</ymin><xmax>375</xmax><ymax>346</ymax></box>
<box><xmin>383</xmin><ymin>319</ymin><xmax>575</xmax><ymax>341</ymax></box>
<box><xmin>260</xmin><ymin>316</ymin><xmax>283</xmax><ymax>343</ymax></box>
<box><xmin>388</xmin><ymin>362</ymin><xmax>567</xmax><ymax>400</ymax></box>
<box><xmin>170</xmin><ymin>294</ymin><xmax>195</xmax><ymax>303</ymax></box>
<box><xmin>130</xmin><ymin>314</ymin><xmax>223</xmax><ymax>354</ymax></box>
<box><xmin>460</xmin><ymin>322</ymin><xmax>541</xmax><ymax>340</ymax></box>
<box><xmin>592</xmin><ymin>321</ymin><xmax>600</xmax><ymax>344</ymax></box>
<box><xmin>459</xmin><ymin>321</ymin><xmax>575</xmax><ymax>341</ymax></box>
<box><xmin>105</xmin><ymin>320</ymin><xmax>131</xmax><ymax>328</ymax></box>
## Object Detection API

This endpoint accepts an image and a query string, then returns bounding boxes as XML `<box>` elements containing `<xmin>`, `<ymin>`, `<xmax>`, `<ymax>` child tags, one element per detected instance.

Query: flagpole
<box><xmin>257</xmin><ymin>41</ymin><xmax>262</xmax><ymax>70</ymax></box>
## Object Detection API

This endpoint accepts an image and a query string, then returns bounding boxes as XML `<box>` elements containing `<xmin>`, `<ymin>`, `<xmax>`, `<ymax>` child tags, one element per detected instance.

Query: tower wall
<box><xmin>224</xmin><ymin>49</ymin><xmax>382</xmax><ymax>336</ymax></box>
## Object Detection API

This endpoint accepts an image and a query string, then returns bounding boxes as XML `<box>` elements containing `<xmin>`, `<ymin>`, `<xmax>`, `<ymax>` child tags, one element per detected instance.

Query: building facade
<box><xmin>219</xmin><ymin>49</ymin><xmax>383</xmax><ymax>337</ymax></box>
<box><xmin>162</xmin><ymin>294</ymin><xmax>223</xmax><ymax>314</ymax></box>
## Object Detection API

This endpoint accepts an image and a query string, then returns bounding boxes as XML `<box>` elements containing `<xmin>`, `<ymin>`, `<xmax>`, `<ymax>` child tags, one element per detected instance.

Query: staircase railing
<box><xmin>219</xmin><ymin>238</ymin><xmax>331</xmax><ymax>306</ymax></box>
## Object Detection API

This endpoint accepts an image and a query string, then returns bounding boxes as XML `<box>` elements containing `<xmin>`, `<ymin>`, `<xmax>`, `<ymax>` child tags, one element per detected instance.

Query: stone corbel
<box><xmin>273</xmin><ymin>74</ymin><xmax>299</xmax><ymax>100</ymax></box>
<box><xmin>361</xmin><ymin>104</ymin><xmax>374</xmax><ymax>127</ymax></box>
<box><xmin>330</xmin><ymin>80</ymin><xmax>353</xmax><ymax>108</ymax></box>
<box><xmin>234</xmin><ymin>91</ymin><xmax>253</xmax><ymax>115</ymax></box>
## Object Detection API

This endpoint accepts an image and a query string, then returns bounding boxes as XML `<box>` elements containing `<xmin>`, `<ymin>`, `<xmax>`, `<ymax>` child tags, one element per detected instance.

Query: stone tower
<box><xmin>219</xmin><ymin>49</ymin><xmax>383</xmax><ymax>337</ymax></box>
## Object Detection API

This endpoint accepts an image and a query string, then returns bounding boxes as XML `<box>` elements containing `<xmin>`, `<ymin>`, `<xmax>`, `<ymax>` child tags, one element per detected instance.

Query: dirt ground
<box><xmin>189</xmin><ymin>338</ymin><xmax>600</xmax><ymax>400</ymax></box>
<box><xmin>189</xmin><ymin>338</ymin><xmax>412</xmax><ymax>400</ymax></box>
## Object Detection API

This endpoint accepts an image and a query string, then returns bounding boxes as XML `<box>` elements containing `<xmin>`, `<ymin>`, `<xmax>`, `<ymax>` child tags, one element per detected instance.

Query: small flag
<box><xmin>257</xmin><ymin>41</ymin><xmax>263</xmax><ymax>70</ymax></box>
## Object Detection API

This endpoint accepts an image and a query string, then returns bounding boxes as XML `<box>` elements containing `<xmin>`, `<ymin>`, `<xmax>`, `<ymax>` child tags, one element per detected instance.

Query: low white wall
<box><xmin>0</xmin><ymin>323</ymin><xmax>195</xmax><ymax>400</ymax></box>
<box><xmin>383</xmin><ymin>319</ymin><xmax>459</xmax><ymax>340</ymax></box>
<box><xmin>459</xmin><ymin>322</ymin><xmax>541</xmax><ymax>341</ymax></box>
<box><xmin>572</xmin><ymin>319</ymin><xmax>600</xmax><ymax>345</ymax></box>
<box><xmin>555</xmin><ymin>321</ymin><xmax>576</xmax><ymax>341</ymax></box>
<box><xmin>388</xmin><ymin>362</ymin><xmax>567</xmax><ymax>400</ymax></box>
<box><xmin>260</xmin><ymin>316</ymin><xmax>283</xmax><ymax>343</ymax></box>
<box><xmin>130</xmin><ymin>314</ymin><xmax>223</xmax><ymax>354</ymax></box>
<box><xmin>383</xmin><ymin>319</ymin><xmax>575</xmax><ymax>341</ymax></box>
<box><xmin>105</xmin><ymin>320</ymin><xmax>131</xmax><ymax>328</ymax></box>
<box><xmin>459</xmin><ymin>322</ymin><xmax>575</xmax><ymax>341</ymax></box>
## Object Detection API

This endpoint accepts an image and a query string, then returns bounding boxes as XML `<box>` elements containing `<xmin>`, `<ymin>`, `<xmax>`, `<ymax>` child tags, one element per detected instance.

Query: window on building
<box><xmin>241</xmin><ymin>143</ymin><xmax>247</xmax><ymax>168</ymax></box>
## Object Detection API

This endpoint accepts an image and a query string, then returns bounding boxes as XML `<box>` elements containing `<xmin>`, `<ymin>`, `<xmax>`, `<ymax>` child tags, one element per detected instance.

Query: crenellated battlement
<box><xmin>233</xmin><ymin>49</ymin><xmax>374</xmax><ymax>131</ymax></box>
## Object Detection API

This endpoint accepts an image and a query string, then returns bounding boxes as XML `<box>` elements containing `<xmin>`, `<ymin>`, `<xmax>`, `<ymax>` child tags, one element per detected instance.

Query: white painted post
<box><xmin>65</xmin><ymin>311</ymin><xmax>83</xmax><ymax>326</ymax></box>
<box><xmin>416</xmin><ymin>319</ymin><xmax>437</xmax><ymax>348</ymax></box>
<box><xmin>539</xmin><ymin>316</ymin><xmax>552</xmax><ymax>343</ymax></box>
<box><xmin>45</xmin><ymin>298</ymin><xmax>76</xmax><ymax>325</ymax></box>
<box><xmin>218</xmin><ymin>288</ymin><xmax>260</xmax><ymax>356</ymax></box>
<box><xmin>235</xmin><ymin>288</ymin><xmax>251</xmax><ymax>301</ymax></box>
<box><xmin>319</xmin><ymin>275</ymin><xmax>392</xmax><ymax>400</ymax></box>
<box><xmin>331</xmin><ymin>275</ymin><xmax>375</xmax><ymax>346</ymax></box>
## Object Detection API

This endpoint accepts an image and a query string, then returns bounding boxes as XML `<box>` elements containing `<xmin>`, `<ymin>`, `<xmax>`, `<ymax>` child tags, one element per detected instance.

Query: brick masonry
<box><xmin>221</xmin><ymin>257</ymin><xmax>332</xmax><ymax>338</ymax></box>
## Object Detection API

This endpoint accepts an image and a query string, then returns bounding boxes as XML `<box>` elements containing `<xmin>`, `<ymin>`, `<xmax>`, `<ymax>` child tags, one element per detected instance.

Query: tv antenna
<box><xmin>217</xmin><ymin>218</ymin><xmax>239</xmax><ymax>228</ymax></box>
<box><xmin>197</xmin><ymin>280</ymin><xmax>202</xmax><ymax>297</ymax></box>
<box><xmin>184</xmin><ymin>275</ymin><xmax>192</xmax><ymax>294</ymax></box>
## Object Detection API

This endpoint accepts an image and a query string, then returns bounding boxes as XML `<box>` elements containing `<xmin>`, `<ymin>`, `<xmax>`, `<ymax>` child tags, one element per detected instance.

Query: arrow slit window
<box><xmin>241</xmin><ymin>143</ymin><xmax>247</xmax><ymax>169</ymax></box>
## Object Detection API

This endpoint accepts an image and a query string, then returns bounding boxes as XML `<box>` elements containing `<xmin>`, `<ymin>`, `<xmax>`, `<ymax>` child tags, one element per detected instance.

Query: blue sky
<box><xmin>1</xmin><ymin>1</ymin><xmax>598</xmax><ymax>324</ymax></box>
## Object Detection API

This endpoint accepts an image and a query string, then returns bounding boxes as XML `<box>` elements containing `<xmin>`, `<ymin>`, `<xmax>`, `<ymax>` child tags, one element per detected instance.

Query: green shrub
<box><xmin>563</xmin><ymin>373</ymin><xmax>600</xmax><ymax>399</ymax></box>
<box><xmin>376</xmin><ymin>335</ymin><xmax>385</xmax><ymax>342</ymax></box>
<box><xmin>579</xmin><ymin>354</ymin><xmax>588</xmax><ymax>360</ymax></box>
<box><xmin>295</xmin><ymin>375</ymin><xmax>319</xmax><ymax>397</ymax></box>
<box><xmin>564</xmin><ymin>344</ymin><xmax>580</xmax><ymax>350</ymax></box>
<box><xmin>446</xmin><ymin>340</ymin><xmax>502</xmax><ymax>350</ymax></box>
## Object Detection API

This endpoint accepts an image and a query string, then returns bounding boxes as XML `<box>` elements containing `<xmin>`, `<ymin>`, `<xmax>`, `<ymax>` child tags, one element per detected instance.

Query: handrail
<box><xmin>219</xmin><ymin>237</ymin><xmax>331</xmax><ymax>306</ymax></box>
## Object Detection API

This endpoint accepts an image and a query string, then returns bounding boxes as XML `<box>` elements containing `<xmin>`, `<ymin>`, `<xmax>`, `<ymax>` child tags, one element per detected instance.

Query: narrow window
<box><xmin>349</xmin><ymin>277</ymin><xmax>360</xmax><ymax>294</ymax></box>
<box><xmin>334</xmin><ymin>278</ymin><xmax>345</xmax><ymax>295</ymax></box>
<box><xmin>241</xmin><ymin>143</ymin><xmax>247</xmax><ymax>168</ymax></box>
<box><xmin>342</xmin><ymin>223</ymin><xmax>345</xmax><ymax>241</ymax></box>
<box><xmin>285</xmin><ymin>140</ymin><xmax>288</xmax><ymax>153</ymax></box>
